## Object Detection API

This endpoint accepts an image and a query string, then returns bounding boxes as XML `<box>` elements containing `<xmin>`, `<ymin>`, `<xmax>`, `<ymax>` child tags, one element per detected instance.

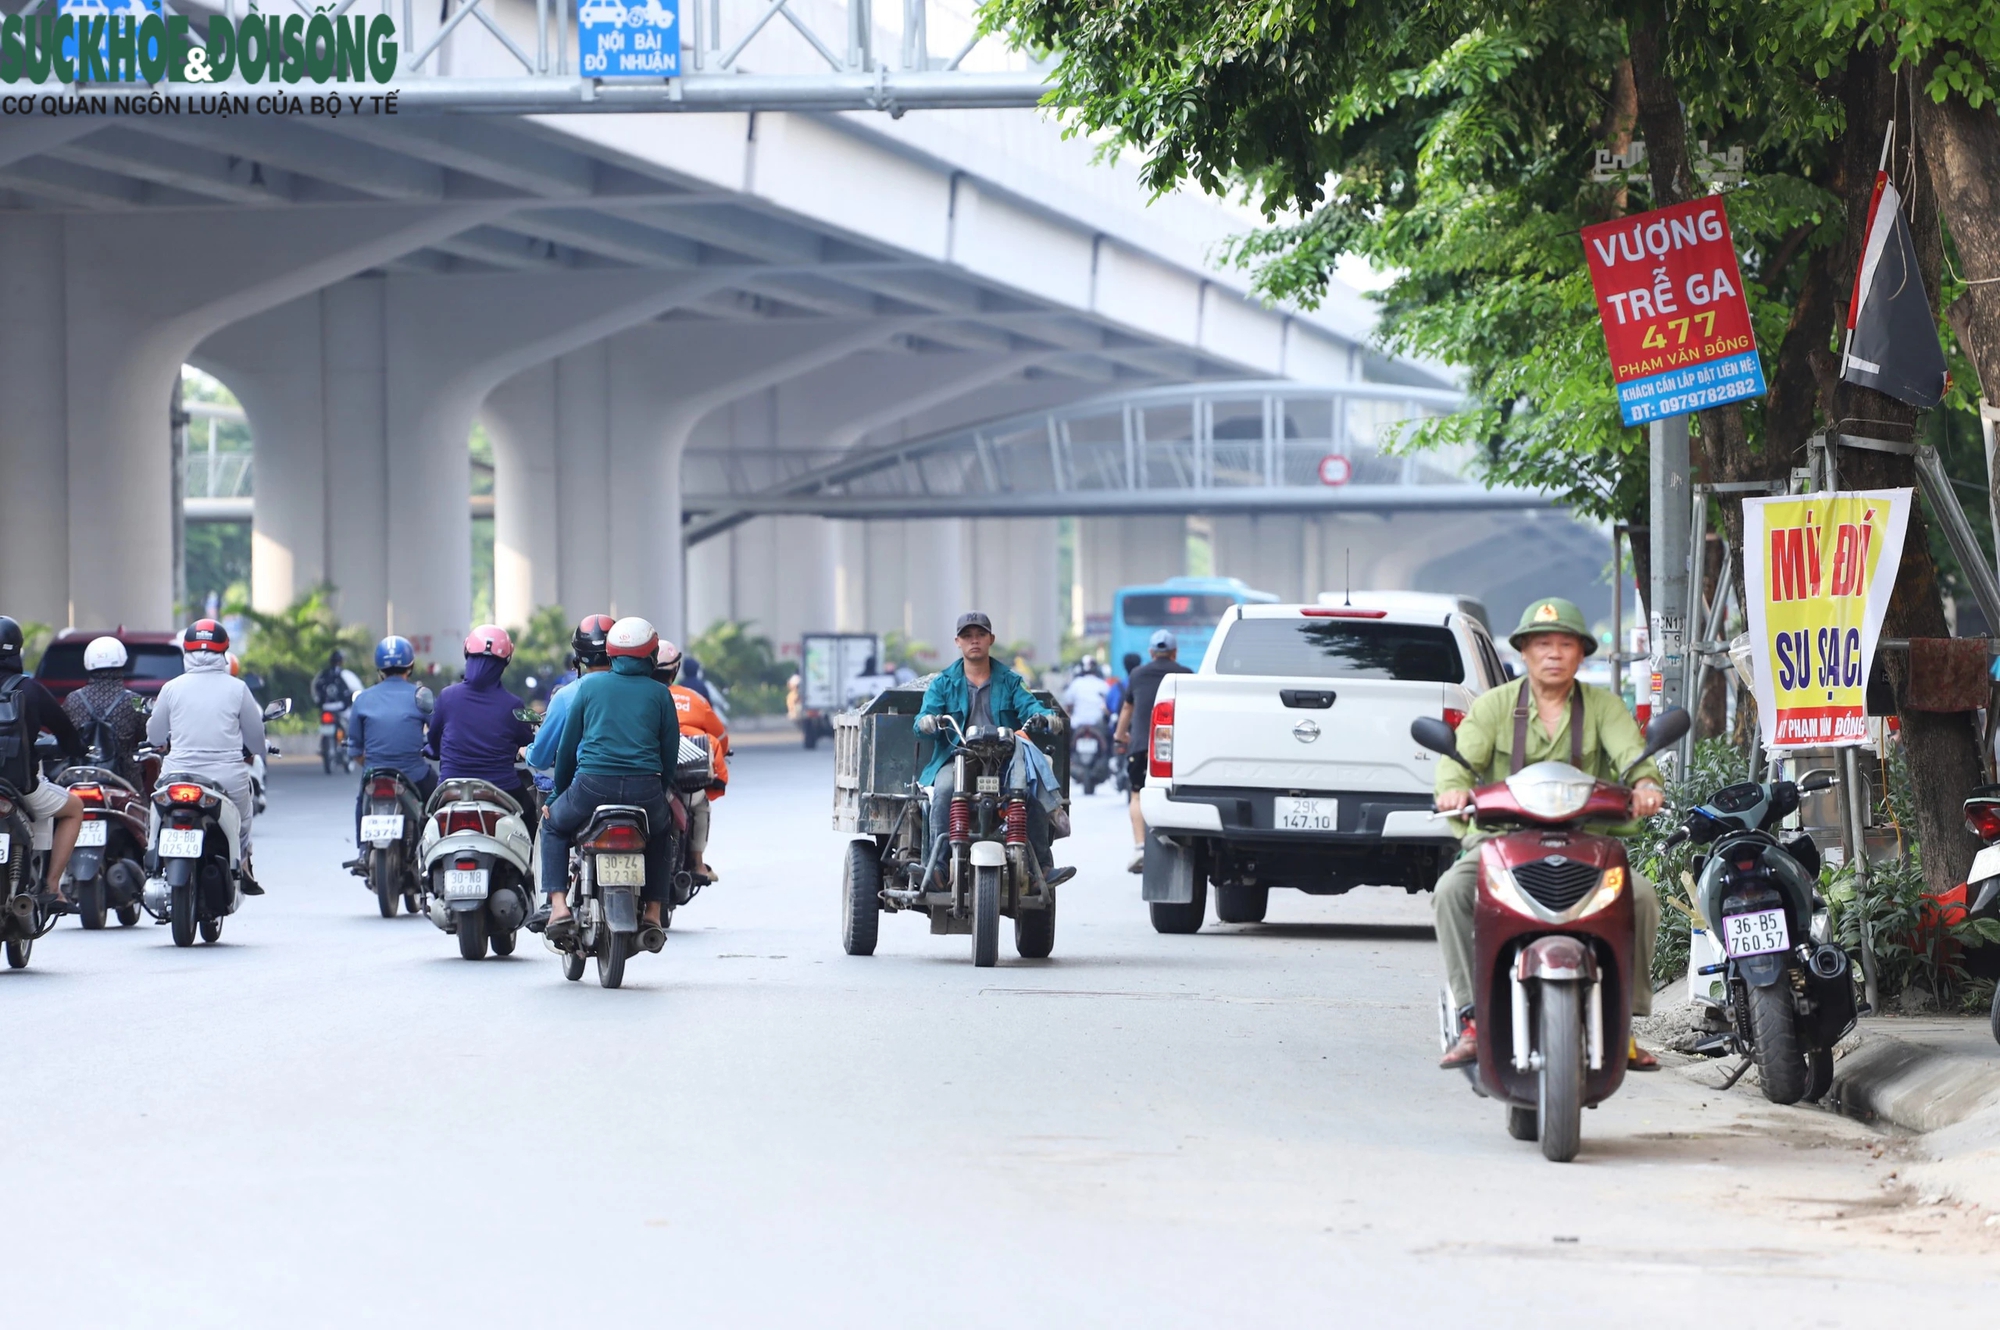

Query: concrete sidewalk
<box><xmin>1830</xmin><ymin>1017</ymin><xmax>2000</xmax><ymax>1214</ymax></box>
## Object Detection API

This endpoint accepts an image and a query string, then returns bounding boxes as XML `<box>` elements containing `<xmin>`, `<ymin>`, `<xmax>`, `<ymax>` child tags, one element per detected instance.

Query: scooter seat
<box><xmin>426</xmin><ymin>778</ymin><xmax>522</xmax><ymax>816</ymax></box>
<box><xmin>581</xmin><ymin>804</ymin><xmax>649</xmax><ymax>841</ymax></box>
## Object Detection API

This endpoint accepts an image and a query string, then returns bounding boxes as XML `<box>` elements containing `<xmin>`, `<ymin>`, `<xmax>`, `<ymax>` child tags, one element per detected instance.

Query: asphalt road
<box><xmin>8</xmin><ymin>744</ymin><xmax>1996</xmax><ymax>1327</ymax></box>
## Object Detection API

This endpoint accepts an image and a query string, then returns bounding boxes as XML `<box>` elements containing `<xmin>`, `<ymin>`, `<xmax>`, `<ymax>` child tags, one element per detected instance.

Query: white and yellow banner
<box><xmin>1741</xmin><ymin>489</ymin><xmax>1911</xmax><ymax>747</ymax></box>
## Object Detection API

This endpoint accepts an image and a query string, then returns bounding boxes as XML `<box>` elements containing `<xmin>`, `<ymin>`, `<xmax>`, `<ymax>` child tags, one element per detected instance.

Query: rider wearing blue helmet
<box><xmin>341</xmin><ymin>636</ymin><xmax>436</xmax><ymax>868</ymax></box>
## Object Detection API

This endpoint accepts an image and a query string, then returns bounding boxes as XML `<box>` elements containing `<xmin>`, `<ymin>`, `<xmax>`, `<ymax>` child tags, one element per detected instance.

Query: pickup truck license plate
<box><xmin>443</xmin><ymin>868</ymin><xmax>489</xmax><ymax>900</ymax></box>
<box><xmin>158</xmin><ymin>828</ymin><xmax>204</xmax><ymax>859</ymax></box>
<box><xmin>1273</xmin><ymin>796</ymin><xmax>1336</xmax><ymax>831</ymax></box>
<box><xmin>1723</xmin><ymin>908</ymin><xmax>1789</xmax><ymax>957</ymax></box>
<box><xmin>596</xmin><ymin>853</ymin><xmax>646</xmax><ymax>886</ymax></box>
<box><xmin>76</xmin><ymin>819</ymin><xmax>107</xmax><ymax>847</ymax></box>
<box><xmin>360</xmin><ymin>814</ymin><xmax>404</xmax><ymax>844</ymax></box>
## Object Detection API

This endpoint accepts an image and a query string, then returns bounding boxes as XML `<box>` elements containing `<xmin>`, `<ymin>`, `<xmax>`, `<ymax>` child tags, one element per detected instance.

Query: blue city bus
<box><xmin>1110</xmin><ymin>577</ymin><xmax>1279</xmax><ymax>677</ymax></box>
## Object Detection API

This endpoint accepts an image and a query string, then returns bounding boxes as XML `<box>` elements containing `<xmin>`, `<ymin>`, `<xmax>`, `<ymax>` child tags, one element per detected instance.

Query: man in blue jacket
<box><xmin>544</xmin><ymin>616</ymin><xmax>679</xmax><ymax>949</ymax></box>
<box><xmin>343</xmin><ymin>636</ymin><xmax>435</xmax><ymax>867</ymax></box>
<box><xmin>918</xmin><ymin>612</ymin><xmax>1072</xmax><ymax>887</ymax></box>
<box><xmin>525</xmin><ymin>614</ymin><xmax>614</xmax><ymax>794</ymax></box>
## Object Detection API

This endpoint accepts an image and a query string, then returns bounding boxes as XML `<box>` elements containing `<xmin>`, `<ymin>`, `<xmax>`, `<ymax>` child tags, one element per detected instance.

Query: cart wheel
<box><xmin>841</xmin><ymin>839</ymin><xmax>881</xmax><ymax>957</ymax></box>
<box><xmin>971</xmin><ymin>864</ymin><xmax>1000</xmax><ymax>967</ymax></box>
<box><xmin>1014</xmin><ymin>892</ymin><xmax>1055</xmax><ymax>959</ymax></box>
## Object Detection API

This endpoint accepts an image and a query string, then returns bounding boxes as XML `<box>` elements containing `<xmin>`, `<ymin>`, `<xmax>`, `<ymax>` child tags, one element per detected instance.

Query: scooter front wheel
<box><xmin>971</xmin><ymin>864</ymin><xmax>1000</xmax><ymax>967</ymax></box>
<box><xmin>1537</xmin><ymin>981</ymin><xmax>1583</xmax><ymax>1163</ymax></box>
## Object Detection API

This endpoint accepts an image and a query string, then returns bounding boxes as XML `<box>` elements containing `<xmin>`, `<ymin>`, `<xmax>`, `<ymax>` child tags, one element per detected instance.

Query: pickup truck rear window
<box><xmin>1213</xmin><ymin>619</ymin><xmax>1465</xmax><ymax>683</ymax></box>
<box><xmin>1121</xmin><ymin>593</ymin><xmax>1239</xmax><ymax>627</ymax></box>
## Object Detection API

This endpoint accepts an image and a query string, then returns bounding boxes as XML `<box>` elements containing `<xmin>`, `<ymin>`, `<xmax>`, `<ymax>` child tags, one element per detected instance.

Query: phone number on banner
<box><xmin>1615</xmin><ymin>351</ymin><xmax>1766</xmax><ymax>425</ymax></box>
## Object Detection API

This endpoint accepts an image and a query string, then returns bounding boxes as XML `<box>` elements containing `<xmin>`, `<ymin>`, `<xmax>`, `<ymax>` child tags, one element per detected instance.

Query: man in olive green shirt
<box><xmin>1434</xmin><ymin>597</ymin><xmax>1666</xmax><ymax>1070</ymax></box>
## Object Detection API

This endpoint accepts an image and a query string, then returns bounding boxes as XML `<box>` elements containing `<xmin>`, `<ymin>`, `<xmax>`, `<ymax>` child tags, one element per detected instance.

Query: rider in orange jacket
<box><xmin>656</xmin><ymin>641</ymin><xmax>726</xmax><ymax>882</ymax></box>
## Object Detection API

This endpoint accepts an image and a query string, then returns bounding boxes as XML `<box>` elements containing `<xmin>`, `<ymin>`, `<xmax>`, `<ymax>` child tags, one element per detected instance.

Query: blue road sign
<box><xmin>578</xmin><ymin>0</ymin><xmax>679</xmax><ymax>78</ymax></box>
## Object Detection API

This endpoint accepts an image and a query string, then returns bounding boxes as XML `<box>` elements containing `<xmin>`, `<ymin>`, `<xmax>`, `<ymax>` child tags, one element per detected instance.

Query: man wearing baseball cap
<box><xmin>1432</xmin><ymin>597</ymin><xmax>1667</xmax><ymax>1071</ymax></box>
<box><xmin>1112</xmin><ymin>629</ymin><xmax>1191</xmax><ymax>873</ymax></box>
<box><xmin>916</xmin><ymin>612</ymin><xmax>1073</xmax><ymax>888</ymax></box>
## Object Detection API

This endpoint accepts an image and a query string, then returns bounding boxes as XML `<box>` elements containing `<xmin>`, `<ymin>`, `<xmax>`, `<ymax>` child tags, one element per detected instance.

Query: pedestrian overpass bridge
<box><xmin>0</xmin><ymin>0</ymin><xmax>1607</xmax><ymax>664</ymax></box>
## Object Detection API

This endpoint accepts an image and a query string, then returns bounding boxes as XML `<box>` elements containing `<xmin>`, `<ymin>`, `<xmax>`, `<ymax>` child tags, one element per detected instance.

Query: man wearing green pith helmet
<box><xmin>1432</xmin><ymin>597</ymin><xmax>1667</xmax><ymax>1071</ymax></box>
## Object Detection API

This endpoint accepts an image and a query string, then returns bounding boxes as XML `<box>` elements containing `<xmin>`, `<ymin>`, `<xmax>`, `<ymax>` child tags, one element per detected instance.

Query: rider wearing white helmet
<box><xmin>542</xmin><ymin>616</ymin><xmax>680</xmax><ymax>948</ymax></box>
<box><xmin>62</xmin><ymin>636</ymin><xmax>148</xmax><ymax>789</ymax></box>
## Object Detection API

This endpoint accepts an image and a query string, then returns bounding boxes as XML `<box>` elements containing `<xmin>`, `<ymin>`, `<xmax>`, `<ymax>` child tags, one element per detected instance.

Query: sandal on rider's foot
<box><xmin>239</xmin><ymin>877</ymin><xmax>265</xmax><ymax>897</ymax></box>
<box><xmin>525</xmin><ymin>904</ymin><xmax>551</xmax><ymax>934</ymax></box>
<box><xmin>1626</xmin><ymin>1038</ymin><xmax>1660</xmax><ymax>1071</ymax></box>
<box><xmin>35</xmin><ymin>887</ymin><xmax>70</xmax><ymax>913</ymax></box>
<box><xmin>637</xmin><ymin>925</ymin><xmax>667</xmax><ymax>953</ymax></box>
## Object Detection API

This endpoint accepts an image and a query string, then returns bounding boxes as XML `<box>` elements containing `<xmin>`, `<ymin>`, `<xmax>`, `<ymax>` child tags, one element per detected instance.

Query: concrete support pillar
<box><xmin>0</xmin><ymin>215</ymin><xmax>69</xmax><ymax>629</ymax></box>
<box><xmin>482</xmin><ymin>362</ymin><xmax>559</xmax><ymax>631</ymax></box>
<box><xmin>965</xmin><ymin>517</ymin><xmax>1063</xmax><ymax>670</ymax></box>
<box><xmin>0</xmin><ymin>203</ymin><xmax>498</xmax><ymax>631</ymax></box>
<box><xmin>1211</xmin><ymin>514</ymin><xmax>1310</xmax><ymax>602</ymax></box>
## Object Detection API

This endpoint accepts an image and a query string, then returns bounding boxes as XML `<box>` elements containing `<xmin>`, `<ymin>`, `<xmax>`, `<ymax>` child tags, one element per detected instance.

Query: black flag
<box><xmin>1841</xmin><ymin>171</ymin><xmax>1948</xmax><ymax>409</ymax></box>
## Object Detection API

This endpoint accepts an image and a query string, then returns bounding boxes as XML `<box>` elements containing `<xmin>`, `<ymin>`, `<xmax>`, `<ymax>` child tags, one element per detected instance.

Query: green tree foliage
<box><xmin>688</xmin><ymin>619</ymin><xmax>793</xmax><ymax>716</ymax></box>
<box><xmin>226</xmin><ymin>586</ymin><xmax>373</xmax><ymax>715</ymax></box>
<box><xmin>502</xmin><ymin>603</ymin><xmax>575</xmax><ymax>698</ymax></box>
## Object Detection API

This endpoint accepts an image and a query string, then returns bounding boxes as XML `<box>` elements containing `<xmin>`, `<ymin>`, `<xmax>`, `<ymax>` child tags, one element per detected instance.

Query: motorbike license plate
<box><xmin>1969</xmin><ymin>844</ymin><xmax>2000</xmax><ymax>887</ymax></box>
<box><xmin>443</xmin><ymin>868</ymin><xmax>489</xmax><ymax>900</ymax></box>
<box><xmin>158</xmin><ymin>828</ymin><xmax>204</xmax><ymax>859</ymax></box>
<box><xmin>76</xmin><ymin>819</ymin><xmax>107</xmax><ymax>847</ymax></box>
<box><xmin>1077</xmin><ymin>737</ymin><xmax>1100</xmax><ymax>758</ymax></box>
<box><xmin>0</xmin><ymin>832</ymin><xmax>8</xmax><ymax>862</ymax></box>
<box><xmin>596</xmin><ymin>853</ymin><xmax>646</xmax><ymax>886</ymax></box>
<box><xmin>1723</xmin><ymin>908</ymin><xmax>1790</xmax><ymax>957</ymax></box>
<box><xmin>1273</xmin><ymin>796</ymin><xmax>1336</xmax><ymax>831</ymax></box>
<box><xmin>360</xmin><ymin>814</ymin><xmax>404</xmax><ymax>845</ymax></box>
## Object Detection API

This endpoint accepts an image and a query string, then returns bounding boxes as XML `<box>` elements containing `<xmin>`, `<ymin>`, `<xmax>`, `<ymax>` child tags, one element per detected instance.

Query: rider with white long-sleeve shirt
<box><xmin>145</xmin><ymin>619</ymin><xmax>268</xmax><ymax>892</ymax></box>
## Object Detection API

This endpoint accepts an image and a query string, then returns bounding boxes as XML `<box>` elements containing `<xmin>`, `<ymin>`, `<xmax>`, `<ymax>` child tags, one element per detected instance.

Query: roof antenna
<box><xmin>1344</xmin><ymin>548</ymin><xmax>1352</xmax><ymax>607</ymax></box>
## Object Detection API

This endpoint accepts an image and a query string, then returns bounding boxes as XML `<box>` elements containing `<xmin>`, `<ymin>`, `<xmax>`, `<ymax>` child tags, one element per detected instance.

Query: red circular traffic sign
<box><xmin>1317</xmin><ymin>454</ymin><xmax>1352</xmax><ymax>487</ymax></box>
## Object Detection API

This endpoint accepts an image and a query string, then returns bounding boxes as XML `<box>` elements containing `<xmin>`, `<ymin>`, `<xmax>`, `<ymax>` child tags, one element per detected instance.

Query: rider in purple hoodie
<box><xmin>426</xmin><ymin>626</ymin><xmax>541</xmax><ymax>835</ymax></box>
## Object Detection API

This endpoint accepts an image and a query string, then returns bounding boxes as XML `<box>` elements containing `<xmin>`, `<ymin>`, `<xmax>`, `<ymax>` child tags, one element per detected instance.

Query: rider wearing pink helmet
<box><xmin>425</xmin><ymin>624</ymin><xmax>541</xmax><ymax>834</ymax></box>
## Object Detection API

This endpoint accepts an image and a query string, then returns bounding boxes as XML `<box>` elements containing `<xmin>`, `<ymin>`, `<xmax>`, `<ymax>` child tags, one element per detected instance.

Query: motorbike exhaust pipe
<box><xmin>1808</xmin><ymin>943</ymin><xmax>1848</xmax><ymax>981</ymax></box>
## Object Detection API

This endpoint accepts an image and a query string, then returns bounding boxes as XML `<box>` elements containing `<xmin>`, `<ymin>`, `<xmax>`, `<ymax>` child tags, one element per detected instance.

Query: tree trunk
<box><xmin>1827</xmin><ymin>46</ymin><xmax>1985</xmax><ymax>895</ymax></box>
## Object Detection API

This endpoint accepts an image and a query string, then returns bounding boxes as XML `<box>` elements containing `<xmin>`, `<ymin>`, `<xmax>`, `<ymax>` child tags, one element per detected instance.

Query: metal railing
<box><xmin>681</xmin><ymin>379</ymin><xmax>1554</xmax><ymax>541</ymax></box>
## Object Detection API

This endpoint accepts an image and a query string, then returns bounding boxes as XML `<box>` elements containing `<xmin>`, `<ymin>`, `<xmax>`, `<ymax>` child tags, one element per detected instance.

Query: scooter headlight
<box><xmin>1484</xmin><ymin>861</ymin><xmax>1538</xmax><ymax>919</ymax></box>
<box><xmin>1504</xmin><ymin>763</ymin><xmax>1596</xmax><ymax>821</ymax></box>
<box><xmin>1575</xmin><ymin>865</ymin><xmax>1626</xmax><ymax>918</ymax></box>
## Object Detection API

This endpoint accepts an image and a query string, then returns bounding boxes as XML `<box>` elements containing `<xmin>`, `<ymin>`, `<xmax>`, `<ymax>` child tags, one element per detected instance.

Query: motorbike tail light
<box><xmin>167</xmin><ymin>783</ymin><xmax>205</xmax><ymax>804</ymax></box>
<box><xmin>1966</xmin><ymin>804</ymin><xmax>2000</xmax><ymax>841</ymax></box>
<box><xmin>321</xmin><ymin>710</ymin><xmax>336</xmax><ymax>724</ymax></box>
<box><xmin>948</xmin><ymin>797</ymin><xmax>971</xmax><ymax>844</ymax></box>
<box><xmin>1444</xmin><ymin>708</ymin><xmax>1467</xmax><ymax>731</ymax></box>
<box><xmin>1149</xmin><ymin>700</ymin><xmax>1175</xmax><ymax>779</ymax></box>
<box><xmin>72</xmin><ymin>784</ymin><xmax>104</xmax><ymax>805</ymax></box>
<box><xmin>444</xmin><ymin>808</ymin><xmax>498</xmax><ymax>836</ymax></box>
<box><xmin>1004</xmin><ymin>799</ymin><xmax>1028</xmax><ymax>846</ymax></box>
<box><xmin>370</xmin><ymin>776</ymin><xmax>401</xmax><ymax>800</ymax></box>
<box><xmin>587</xmin><ymin>823</ymin><xmax>646</xmax><ymax>853</ymax></box>
<box><xmin>0</xmin><ymin>794</ymin><xmax>11</xmax><ymax>817</ymax></box>
<box><xmin>456</xmin><ymin>857</ymin><xmax>480</xmax><ymax>872</ymax></box>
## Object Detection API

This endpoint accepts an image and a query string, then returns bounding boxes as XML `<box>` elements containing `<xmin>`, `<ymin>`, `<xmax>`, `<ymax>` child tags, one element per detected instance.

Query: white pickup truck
<box><xmin>1138</xmin><ymin>591</ymin><xmax>1511</xmax><ymax>932</ymax></box>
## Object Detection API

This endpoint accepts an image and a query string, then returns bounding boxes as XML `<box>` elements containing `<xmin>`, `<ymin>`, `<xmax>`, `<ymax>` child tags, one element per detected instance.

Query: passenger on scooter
<box><xmin>63</xmin><ymin>636</ymin><xmax>148</xmax><ymax>790</ymax></box>
<box><xmin>427</xmin><ymin>626</ymin><xmax>540</xmax><ymax>837</ymax></box>
<box><xmin>0</xmin><ymin>615</ymin><xmax>87</xmax><ymax>909</ymax></box>
<box><xmin>918</xmin><ymin>612</ymin><xmax>1073</xmax><ymax>888</ymax></box>
<box><xmin>145</xmin><ymin>620</ymin><xmax>267</xmax><ymax>893</ymax></box>
<box><xmin>543</xmin><ymin>616</ymin><xmax>680</xmax><ymax>948</ymax></box>
<box><xmin>1061</xmin><ymin>656</ymin><xmax>1111</xmax><ymax>730</ymax></box>
<box><xmin>525</xmin><ymin>615</ymin><xmax>616</xmax><ymax>795</ymax></box>
<box><xmin>655</xmin><ymin>640</ymin><xmax>727</xmax><ymax>884</ymax></box>
<box><xmin>1433</xmin><ymin>597</ymin><xmax>1666</xmax><ymax>1071</ymax></box>
<box><xmin>342</xmin><ymin>635</ymin><xmax>436</xmax><ymax>869</ymax></box>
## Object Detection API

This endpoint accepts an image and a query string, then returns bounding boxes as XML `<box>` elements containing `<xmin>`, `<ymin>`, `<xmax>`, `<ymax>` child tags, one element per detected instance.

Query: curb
<box><xmin>1828</xmin><ymin>1021</ymin><xmax>2000</xmax><ymax>1135</ymax></box>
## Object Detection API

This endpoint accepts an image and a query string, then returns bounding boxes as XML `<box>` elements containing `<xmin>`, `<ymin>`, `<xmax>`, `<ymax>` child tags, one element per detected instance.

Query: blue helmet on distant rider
<box><xmin>375</xmin><ymin>635</ymin><xmax>416</xmax><ymax>672</ymax></box>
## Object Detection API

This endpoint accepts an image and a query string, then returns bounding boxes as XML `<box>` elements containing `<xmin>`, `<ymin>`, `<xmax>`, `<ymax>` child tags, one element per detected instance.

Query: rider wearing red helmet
<box><xmin>145</xmin><ymin>619</ymin><xmax>268</xmax><ymax>891</ymax></box>
<box><xmin>543</xmin><ymin>616</ymin><xmax>680</xmax><ymax>947</ymax></box>
<box><xmin>425</xmin><ymin>626</ymin><xmax>541</xmax><ymax>835</ymax></box>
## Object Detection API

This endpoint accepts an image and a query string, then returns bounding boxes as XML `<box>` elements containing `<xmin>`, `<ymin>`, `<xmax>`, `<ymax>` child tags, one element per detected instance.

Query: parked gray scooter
<box><xmin>1668</xmin><ymin>770</ymin><xmax>1857</xmax><ymax>1104</ymax></box>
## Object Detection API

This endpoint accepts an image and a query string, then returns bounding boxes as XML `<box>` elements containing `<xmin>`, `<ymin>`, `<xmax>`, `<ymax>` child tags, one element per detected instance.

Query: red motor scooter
<box><xmin>1411</xmin><ymin>707</ymin><xmax>1689</xmax><ymax>1162</ymax></box>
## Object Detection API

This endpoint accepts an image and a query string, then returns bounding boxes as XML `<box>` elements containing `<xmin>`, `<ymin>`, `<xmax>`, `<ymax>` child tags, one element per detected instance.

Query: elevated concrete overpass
<box><xmin>0</xmin><ymin>0</ymin><xmax>1597</xmax><ymax>667</ymax></box>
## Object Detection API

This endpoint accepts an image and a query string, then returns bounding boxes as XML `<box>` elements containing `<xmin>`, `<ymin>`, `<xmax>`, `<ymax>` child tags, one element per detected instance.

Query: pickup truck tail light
<box><xmin>1444</xmin><ymin>708</ymin><xmax>1467</xmax><ymax>731</ymax></box>
<box><xmin>1148</xmin><ymin>699</ymin><xmax>1175</xmax><ymax>779</ymax></box>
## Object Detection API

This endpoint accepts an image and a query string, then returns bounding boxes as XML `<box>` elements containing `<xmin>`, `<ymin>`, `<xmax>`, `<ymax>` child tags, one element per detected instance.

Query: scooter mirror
<box><xmin>513</xmin><ymin>706</ymin><xmax>542</xmax><ymax>727</ymax></box>
<box><xmin>1797</xmin><ymin>767</ymin><xmax>1840</xmax><ymax>793</ymax></box>
<box><xmin>1410</xmin><ymin>717</ymin><xmax>1472</xmax><ymax>771</ymax></box>
<box><xmin>262</xmin><ymin>698</ymin><xmax>293</xmax><ymax>722</ymax></box>
<box><xmin>1620</xmin><ymin>706</ymin><xmax>1691</xmax><ymax>783</ymax></box>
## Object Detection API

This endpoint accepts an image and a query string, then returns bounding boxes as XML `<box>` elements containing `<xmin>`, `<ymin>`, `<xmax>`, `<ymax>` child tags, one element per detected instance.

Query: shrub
<box><xmin>226</xmin><ymin>586</ymin><xmax>372</xmax><ymax>714</ymax></box>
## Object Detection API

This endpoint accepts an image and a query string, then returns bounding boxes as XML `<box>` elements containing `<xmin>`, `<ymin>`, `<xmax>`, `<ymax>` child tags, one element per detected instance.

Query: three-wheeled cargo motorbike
<box><xmin>835</xmin><ymin>684</ymin><xmax>1069</xmax><ymax>967</ymax></box>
